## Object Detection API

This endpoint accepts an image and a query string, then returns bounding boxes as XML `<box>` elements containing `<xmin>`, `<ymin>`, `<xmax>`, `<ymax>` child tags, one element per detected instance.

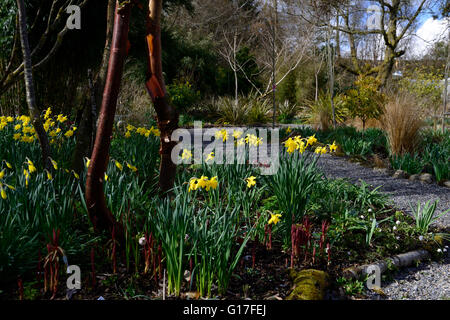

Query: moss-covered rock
<box><xmin>286</xmin><ymin>269</ymin><xmax>329</xmax><ymax>300</ymax></box>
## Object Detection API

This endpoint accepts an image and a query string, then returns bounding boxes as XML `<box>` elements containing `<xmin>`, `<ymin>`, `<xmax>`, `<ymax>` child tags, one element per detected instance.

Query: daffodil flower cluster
<box><xmin>283</xmin><ymin>135</ymin><xmax>338</xmax><ymax>155</ymax></box>
<box><xmin>125</xmin><ymin>124</ymin><xmax>160</xmax><ymax>138</ymax></box>
<box><xmin>3</xmin><ymin>108</ymin><xmax>78</xmax><ymax>144</ymax></box>
<box><xmin>214</xmin><ymin>129</ymin><xmax>263</xmax><ymax>147</ymax></box>
<box><xmin>188</xmin><ymin>175</ymin><xmax>218</xmax><ymax>192</ymax></box>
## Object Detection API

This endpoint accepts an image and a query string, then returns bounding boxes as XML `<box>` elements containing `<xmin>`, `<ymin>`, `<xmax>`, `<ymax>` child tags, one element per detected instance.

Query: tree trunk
<box><xmin>16</xmin><ymin>0</ymin><xmax>52</xmax><ymax>170</ymax></box>
<box><xmin>71</xmin><ymin>0</ymin><xmax>115</xmax><ymax>173</ymax></box>
<box><xmin>85</xmin><ymin>1</ymin><xmax>131</xmax><ymax>238</ymax></box>
<box><xmin>145</xmin><ymin>0</ymin><xmax>179</xmax><ymax>193</ymax></box>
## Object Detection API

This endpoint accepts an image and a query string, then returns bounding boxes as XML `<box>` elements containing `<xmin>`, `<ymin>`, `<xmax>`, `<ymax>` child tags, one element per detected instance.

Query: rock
<box><xmin>393</xmin><ymin>170</ymin><xmax>408</xmax><ymax>179</ymax></box>
<box><xmin>409</xmin><ymin>174</ymin><xmax>420</xmax><ymax>181</ymax></box>
<box><xmin>287</xmin><ymin>269</ymin><xmax>329</xmax><ymax>300</ymax></box>
<box><xmin>443</xmin><ymin>181</ymin><xmax>450</xmax><ymax>188</ymax></box>
<box><xmin>374</xmin><ymin>167</ymin><xmax>389</xmax><ymax>175</ymax></box>
<box><xmin>419</xmin><ymin>173</ymin><xmax>434</xmax><ymax>184</ymax></box>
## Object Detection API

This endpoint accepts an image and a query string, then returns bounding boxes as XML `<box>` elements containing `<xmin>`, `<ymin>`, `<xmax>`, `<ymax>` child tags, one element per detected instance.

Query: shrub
<box><xmin>306</xmin><ymin>92</ymin><xmax>348</xmax><ymax>131</ymax></box>
<box><xmin>381</xmin><ymin>93</ymin><xmax>424</xmax><ymax>156</ymax></box>
<box><xmin>167</xmin><ymin>81</ymin><xmax>201</xmax><ymax>113</ymax></box>
<box><xmin>342</xmin><ymin>75</ymin><xmax>385</xmax><ymax>130</ymax></box>
<box><xmin>390</xmin><ymin>153</ymin><xmax>424</xmax><ymax>175</ymax></box>
<box><xmin>216</xmin><ymin>96</ymin><xmax>249</xmax><ymax>125</ymax></box>
<box><xmin>278</xmin><ymin>100</ymin><xmax>299</xmax><ymax>123</ymax></box>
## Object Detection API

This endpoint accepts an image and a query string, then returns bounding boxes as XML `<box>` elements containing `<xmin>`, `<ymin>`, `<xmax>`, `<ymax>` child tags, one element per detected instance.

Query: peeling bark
<box><xmin>85</xmin><ymin>1</ymin><xmax>132</xmax><ymax>238</ymax></box>
<box><xmin>146</xmin><ymin>0</ymin><xmax>179</xmax><ymax>194</ymax></box>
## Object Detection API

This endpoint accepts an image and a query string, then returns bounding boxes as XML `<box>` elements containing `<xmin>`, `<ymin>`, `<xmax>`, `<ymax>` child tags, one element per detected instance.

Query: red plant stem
<box><xmin>312</xmin><ymin>246</ymin><xmax>316</xmax><ymax>265</ymax></box>
<box><xmin>18</xmin><ymin>277</ymin><xmax>23</xmax><ymax>300</ymax></box>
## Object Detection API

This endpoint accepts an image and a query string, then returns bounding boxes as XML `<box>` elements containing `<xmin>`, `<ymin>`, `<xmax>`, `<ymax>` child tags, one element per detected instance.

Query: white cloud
<box><xmin>408</xmin><ymin>17</ymin><xmax>449</xmax><ymax>58</ymax></box>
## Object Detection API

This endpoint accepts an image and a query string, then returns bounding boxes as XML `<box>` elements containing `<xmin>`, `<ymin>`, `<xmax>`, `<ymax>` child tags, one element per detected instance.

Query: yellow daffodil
<box><xmin>44</xmin><ymin>107</ymin><xmax>52</xmax><ymax>120</ymax></box>
<box><xmin>286</xmin><ymin>126</ymin><xmax>292</xmax><ymax>133</ymax></box>
<box><xmin>85</xmin><ymin>157</ymin><xmax>91</xmax><ymax>168</ymax></box>
<box><xmin>198</xmin><ymin>176</ymin><xmax>209</xmax><ymax>188</ymax></box>
<box><xmin>329</xmin><ymin>141</ymin><xmax>338</xmax><ymax>153</ymax></box>
<box><xmin>1</xmin><ymin>187</ymin><xmax>6</xmax><ymax>200</ymax></box>
<box><xmin>72</xmin><ymin>171</ymin><xmax>79</xmax><ymax>179</ymax></box>
<box><xmin>188</xmin><ymin>177</ymin><xmax>200</xmax><ymax>192</ymax></box>
<box><xmin>6</xmin><ymin>116</ymin><xmax>13</xmax><ymax>123</ymax></box>
<box><xmin>126</xmin><ymin>162</ymin><xmax>138</xmax><ymax>172</ymax></box>
<box><xmin>0</xmin><ymin>170</ymin><xmax>4</xmax><ymax>179</ymax></box>
<box><xmin>268</xmin><ymin>213</ymin><xmax>282</xmax><ymax>225</ymax></box>
<box><xmin>115</xmin><ymin>160</ymin><xmax>123</xmax><ymax>171</ymax></box>
<box><xmin>13</xmin><ymin>133</ymin><xmax>21</xmax><ymax>140</ymax></box>
<box><xmin>104</xmin><ymin>173</ymin><xmax>109</xmax><ymax>181</ymax></box>
<box><xmin>208</xmin><ymin>176</ymin><xmax>218</xmax><ymax>190</ymax></box>
<box><xmin>125</xmin><ymin>131</ymin><xmax>131</xmax><ymax>138</ymax></box>
<box><xmin>181</xmin><ymin>149</ymin><xmax>192</xmax><ymax>160</ymax></box>
<box><xmin>237</xmin><ymin>138</ymin><xmax>245</xmax><ymax>146</ymax></box>
<box><xmin>246</xmin><ymin>176</ymin><xmax>256</xmax><ymax>188</ymax></box>
<box><xmin>127</xmin><ymin>124</ymin><xmax>135</xmax><ymax>132</ymax></box>
<box><xmin>233</xmin><ymin>130</ymin><xmax>243</xmax><ymax>139</ymax></box>
<box><xmin>284</xmin><ymin>138</ymin><xmax>297</xmax><ymax>154</ymax></box>
<box><xmin>45</xmin><ymin>169</ymin><xmax>52</xmax><ymax>181</ymax></box>
<box><xmin>26</xmin><ymin>158</ymin><xmax>36</xmax><ymax>173</ymax></box>
<box><xmin>3</xmin><ymin>160</ymin><xmax>12</xmax><ymax>169</ymax></box>
<box><xmin>23</xmin><ymin>169</ymin><xmax>30</xmax><ymax>187</ymax></box>
<box><xmin>205</xmin><ymin>152</ymin><xmax>215</xmax><ymax>162</ymax></box>
<box><xmin>57</xmin><ymin>114</ymin><xmax>68</xmax><ymax>123</ymax></box>
<box><xmin>14</xmin><ymin>124</ymin><xmax>21</xmax><ymax>130</ymax></box>
<box><xmin>306</xmin><ymin>135</ymin><xmax>317</xmax><ymax>147</ymax></box>
<box><xmin>64</xmin><ymin>130</ymin><xmax>74</xmax><ymax>138</ymax></box>
<box><xmin>50</xmin><ymin>159</ymin><xmax>58</xmax><ymax>170</ymax></box>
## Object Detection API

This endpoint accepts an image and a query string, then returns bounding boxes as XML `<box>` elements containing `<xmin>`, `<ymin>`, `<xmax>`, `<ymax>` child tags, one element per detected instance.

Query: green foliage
<box><xmin>307</xmin><ymin>92</ymin><xmax>348</xmax><ymax>130</ymax></box>
<box><xmin>342</xmin><ymin>76</ymin><xmax>385</xmax><ymax>129</ymax></box>
<box><xmin>390</xmin><ymin>153</ymin><xmax>424</xmax><ymax>175</ymax></box>
<box><xmin>411</xmin><ymin>200</ymin><xmax>450</xmax><ymax>235</ymax></box>
<box><xmin>0</xmin><ymin>0</ymin><xmax>15</xmax><ymax>57</ymax></box>
<box><xmin>336</xmin><ymin>277</ymin><xmax>365</xmax><ymax>296</ymax></box>
<box><xmin>266</xmin><ymin>149</ymin><xmax>323</xmax><ymax>247</ymax></box>
<box><xmin>278</xmin><ymin>100</ymin><xmax>299</xmax><ymax>123</ymax></box>
<box><xmin>167</xmin><ymin>81</ymin><xmax>201</xmax><ymax>113</ymax></box>
<box><xmin>399</xmin><ymin>67</ymin><xmax>443</xmax><ymax>109</ymax></box>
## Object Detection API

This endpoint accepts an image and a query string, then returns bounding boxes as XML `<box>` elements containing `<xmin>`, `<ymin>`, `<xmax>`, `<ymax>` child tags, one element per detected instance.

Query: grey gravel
<box><xmin>316</xmin><ymin>153</ymin><xmax>450</xmax><ymax>229</ymax></box>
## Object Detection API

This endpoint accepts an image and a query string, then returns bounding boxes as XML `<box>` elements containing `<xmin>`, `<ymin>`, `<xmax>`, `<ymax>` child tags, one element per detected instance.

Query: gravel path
<box><xmin>316</xmin><ymin>154</ymin><xmax>450</xmax><ymax>230</ymax></box>
<box><xmin>316</xmin><ymin>153</ymin><xmax>450</xmax><ymax>300</ymax></box>
<box><xmin>365</xmin><ymin>250</ymin><xmax>450</xmax><ymax>300</ymax></box>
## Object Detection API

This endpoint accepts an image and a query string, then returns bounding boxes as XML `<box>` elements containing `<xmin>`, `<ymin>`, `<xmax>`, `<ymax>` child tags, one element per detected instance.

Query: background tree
<box><xmin>342</xmin><ymin>75</ymin><xmax>385</xmax><ymax>130</ymax></box>
<box><xmin>15</xmin><ymin>0</ymin><xmax>51</xmax><ymax>170</ymax></box>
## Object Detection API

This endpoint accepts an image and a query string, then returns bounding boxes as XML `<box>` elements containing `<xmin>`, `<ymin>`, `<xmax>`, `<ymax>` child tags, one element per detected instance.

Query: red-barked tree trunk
<box><xmin>146</xmin><ymin>0</ymin><xmax>179</xmax><ymax>194</ymax></box>
<box><xmin>85</xmin><ymin>1</ymin><xmax>132</xmax><ymax>239</ymax></box>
